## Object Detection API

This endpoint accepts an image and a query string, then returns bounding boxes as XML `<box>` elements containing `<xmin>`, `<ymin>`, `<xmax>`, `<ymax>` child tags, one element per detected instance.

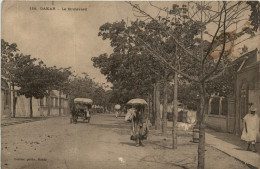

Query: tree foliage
<box><xmin>65</xmin><ymin>73</ymin><xmax>112</xmax><ymax>109</ymax></box>
<box><xmin>247</xmin><ymin>1</ymin><xmax>260</xmax><ymax>31</ymax></box>
<box><xmin>1</xmin><ymin>39</ymin><xmax>21</xmax><ymax>83</ymax></box>
<box><xmin>1</xmin><ymin>39</ymin><xmax>73</xmax><ymax>117</ymax></box>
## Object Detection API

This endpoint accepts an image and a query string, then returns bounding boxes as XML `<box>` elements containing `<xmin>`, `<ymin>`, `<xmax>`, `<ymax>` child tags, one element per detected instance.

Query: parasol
<box><xmin>127</xmin><ymin>98</ymin><xmax>148</xmax><ymax>105</ymax></box>
<box><xmin>114</xmin><ymin>104</ymin><xmax>121</xmax><ymax>110</ymax></box>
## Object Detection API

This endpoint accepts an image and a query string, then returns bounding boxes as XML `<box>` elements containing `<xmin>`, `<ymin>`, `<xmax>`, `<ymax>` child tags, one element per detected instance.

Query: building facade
<box><xmin>234</xmin><ymin>49</ymin><xmax>260</xmax><ymax>139</ymax></box>
<box><xmin>1</xmin><ymin>78</ymin><xmax>11</xmax><ymax>118</ymax></box>
<box><xmin>1</xmin><ymin>79</ymin><xmax>69</xmax><ymax>119</ymax></box>
<box><xmin>206</xmin><ymin>49</ymin><xmax>260</xmax><ymax>142</ymax></box>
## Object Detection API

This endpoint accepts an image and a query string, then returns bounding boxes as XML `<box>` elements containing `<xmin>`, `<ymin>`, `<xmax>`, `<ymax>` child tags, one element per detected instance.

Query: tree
<box><xmin>14</xmin><ymin>59</ymin><xmax>47</xmax><ymax>117</ymax></box>
<box><xmin>93</xmin><ymin>19</ymin><xmax>183</xmax><ymax>132</ymax></box>
<box><xmin>92</xmin><ymin>27</ymin><xmax>163</xmax><ymax>110</ymax></box>
<box><xmin>12</xmin><ymin>58</ymin><xmax>71</xmax><ymax>117</ymax></box>
<box><xmin>1</xmin><ymin>39</ymin><xmax>20</xmax><ymax>117</ymax></box>
<box><xmin>49</xmin><ymin>67</ymin><xmax>72</xmax><ymax>116</ymax></box>
<box><xmin>39</xmin><ymin>66</ymin><xmax>72</xmax><ymax>116</ymax></box>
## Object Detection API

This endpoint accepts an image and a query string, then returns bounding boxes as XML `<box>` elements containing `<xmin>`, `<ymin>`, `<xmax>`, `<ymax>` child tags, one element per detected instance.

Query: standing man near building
<box><xmin>241</xmin><ymin>106</ymin><xmax>259</xmax><ymax>152</ymax></box>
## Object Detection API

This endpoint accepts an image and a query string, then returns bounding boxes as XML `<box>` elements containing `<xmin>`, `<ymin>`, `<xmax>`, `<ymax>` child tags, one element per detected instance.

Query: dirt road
<box><xmin>1</xmin><ymin>114</ymin><xmax>249</xmax><ymax>169</ymax></box>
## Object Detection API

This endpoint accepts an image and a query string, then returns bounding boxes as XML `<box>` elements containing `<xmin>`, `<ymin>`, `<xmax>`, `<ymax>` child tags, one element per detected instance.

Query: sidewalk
<box><xmin>1</xmin><ymin>116</ymin><xmax>59</xmax><ymax>127</ymax></box>
<box><xmin>206</xmin><ymin>129</ymin><xmax>260</xmax><ymax>169</ymax></box>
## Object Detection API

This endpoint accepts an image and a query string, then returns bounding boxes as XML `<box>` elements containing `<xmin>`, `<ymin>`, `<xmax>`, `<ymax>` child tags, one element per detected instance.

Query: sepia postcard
<box><xmin>1</xmin><ymin>1</ymin><xmax>260</xmax><ymax>169</ymax></box>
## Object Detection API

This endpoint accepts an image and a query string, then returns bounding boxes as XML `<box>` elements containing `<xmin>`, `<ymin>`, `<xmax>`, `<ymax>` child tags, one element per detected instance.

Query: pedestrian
<box><xmin>84</xmin><ymin>104</ymin><xmax>90</xmax><ymax>119</ymax></box>
<box><xmin>125</xmin><ymin>107</ymin><xmax>135</xmax><ymax>122</ymax></box>
<box><xmin>241</xmin><ymin>106</ymin><xmax>259</xmax><ymax>152</ymax></box>
<box><xmin>115</xmin><ymin>110</ymin><xmax>119</xmax><ymax>118</ymax></box>
<box><xmin>131</xmin><ymin>105</ymin><xmax>148</xmax><ymax>147</ymax></box>
<box><xmin>70</xmin><ymin>104</ymin><xmax>78</xmax><ymax>123</ymax></box>
<box><xmin>114</xmin><ymin>104</ymin><xmax>121</xmax><ymax>118</ymax></box>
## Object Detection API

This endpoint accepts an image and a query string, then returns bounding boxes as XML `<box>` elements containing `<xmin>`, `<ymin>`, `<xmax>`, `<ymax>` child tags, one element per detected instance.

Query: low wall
<box><xmin>40</xmin><ymin>107</ymin><xmax>69</xmax><ymax>116</ymax></box>
<box><xmin>206</xmin><ymin>114</ymin><xmax>227</xmax><ymax>132</ymax></box>
<box><xmin>15</xmin><ymin>96</ymin><xmax>40</xmax><ymax>117</ymax></box>
<box><xmin>13</xmin><ymin>94</ymin><xmax>69</xmax><ymax>117</ymax></box>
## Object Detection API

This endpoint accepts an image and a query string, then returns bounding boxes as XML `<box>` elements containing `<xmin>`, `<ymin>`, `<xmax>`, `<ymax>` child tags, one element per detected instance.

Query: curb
<box><xmin>1</xmin><ymin>115</ymin><xmax>69</xmax><ymax>127</ymax></box>
<box><xmin>1</xmin><ymin>118</ymin><xmax>46</xmax><ymax>127</ymax></box>
<box><xmin>207</xmin><ymin>144</ymin><xmax>259</xmax><ymax>169</ymax></box>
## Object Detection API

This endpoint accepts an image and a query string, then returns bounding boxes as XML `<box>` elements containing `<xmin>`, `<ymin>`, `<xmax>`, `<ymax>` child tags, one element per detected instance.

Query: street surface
<box><xmin>2</xmin><ymin>114</ymin><xmax>250</xmax><ymax>169</ymax></box>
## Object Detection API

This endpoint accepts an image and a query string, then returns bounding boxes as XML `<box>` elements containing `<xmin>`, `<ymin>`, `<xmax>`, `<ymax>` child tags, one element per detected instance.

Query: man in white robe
<box><xmin>241</xmin><ymin>107</ymin><xmax>259</xmax><ymax>152</ymax></box>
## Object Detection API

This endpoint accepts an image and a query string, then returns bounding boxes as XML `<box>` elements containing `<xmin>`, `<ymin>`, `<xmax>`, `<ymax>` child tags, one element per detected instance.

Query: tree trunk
<box><xmin>12</xmin><ymin>83</ymin><xmax>17</xmax><ymax>118</ymax></box>
<box><xmin>47</xmin><ymin>92</ymin><xmax>51</xmax><ymax>116</ymax></box>
<box><xmin>148</xmin><ymin>94</ymin><xmax>151</xmax><ymax>123</ymax></box>
<box><xmin>151</xmin><ymin>83</ymin><xmax>156</xmax><ymax>126</ymax></box>
<box><xmin>234</xmin><ymin>74</ymin><xmax>238</xmax><ymax>134</ymax></box>
<box><xmin>197</xmin><ymin>82</ymin><xmax>206</xmax><ymax>169</ymax></box>
<box><xmin>172</xmin><ymin>71</ymin><xmax>178</xmax><ymax>149</ymax></box>
<box><xmin>162</xmin><ymin>81</ymin><xmax>168</xmax><ymax>136</ymax></box>
<box><xmin>155</xmin><ymin>82</ymin><xmax>161</xmax><ymax>130</ymax></box>
<box><xmin>59</xmin><ymin>90</ymin><xmax>62</xmax><ymax>116</ymax></box>
<box><xmin>30</xmin><ymin>97</ymin><xmax>33</xmax><ymax>118</ymax></box>
<box><xmin>9</xmin><ymin>84</ymin><xmax>12</xmax><ymax>118</ymax></box>
<box><xmin>198</xmin><ymin>5</ymin><xmax>206</xmax><ymax>168</ymax></box>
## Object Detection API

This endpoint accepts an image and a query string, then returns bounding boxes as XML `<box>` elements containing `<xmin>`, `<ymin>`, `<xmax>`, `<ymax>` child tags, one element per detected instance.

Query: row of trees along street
<box><xmin>1</xmin><ymin>39</ymin><xmax>113</xmax><ymax>118</ymax></box>
<box><xmin>92</xmin><ymin>1</ymin><xmax>259</xmax><ymax>169</ymax></box>
<box><xmin>1</xmin><ymin>39</ymin><xmax>72</xmax><ymax>117</ymax></box>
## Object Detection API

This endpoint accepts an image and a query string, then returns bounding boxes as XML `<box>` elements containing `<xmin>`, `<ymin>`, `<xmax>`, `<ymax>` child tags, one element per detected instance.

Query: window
<box><xmin>240</xmin><ymin>88</ymin><xmax>248</xmax><ymax>119</ymax></box>
<box><xmin>55</xmin><ymin>98</ymin><xmax>58</xmax><ymax>107</ymax></box>
<box><xmin>222</xmin><ymin>98</ymin><xmax>228</xmax><ymax>115</ymax></box>
<box><xmin>210</xmin><ymin>98</ymin><xmax>219</xmax><ymax>115</ymax></box>
<box><xmin>51</xmin><ymin>98</ymin><xmax>54</xmax><ymax>107</ymax></box>
<box><xmin>5</xmin><ymin>91</ymin><xmax>9</xmax><ymax>105</ymax></box>
<box><xmin>40</xmin><ymin>98</ymin><xmax>44</xmax><ymax>106</ymax></box>
<box><xmin>4</xmin><ymin>90</ymin><xmax>9</xmax><ymax>109</ymax></box>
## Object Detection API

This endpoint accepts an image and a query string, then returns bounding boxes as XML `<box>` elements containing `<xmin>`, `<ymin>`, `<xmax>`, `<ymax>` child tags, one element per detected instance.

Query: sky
<box><xmin>2</xmin><ymin>1</ymin><xmax>136</xmax><ymax>86</ymax></box>
<box><xmin>1</xmin><ymin>1</ymin><xmax>183</xmax><ymax>86</ymax></box>
<box><xmin>2</xmin><ymin>1</ymin><xmax>259</xmax><ymax>87</ymax></box>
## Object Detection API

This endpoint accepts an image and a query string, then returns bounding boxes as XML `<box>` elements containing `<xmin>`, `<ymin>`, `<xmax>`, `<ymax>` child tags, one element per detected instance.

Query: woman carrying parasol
<box><xmin>126</xmin><ymin>98</ymin><xmax>149</xmax><ymax>147</ymax></box>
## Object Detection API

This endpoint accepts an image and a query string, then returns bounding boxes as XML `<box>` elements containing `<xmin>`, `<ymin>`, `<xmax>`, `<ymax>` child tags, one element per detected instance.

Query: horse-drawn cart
<box><xmin>70</xmin><ymin>98</ymin><xmax>93</xmax><ymax>124</ymax></box>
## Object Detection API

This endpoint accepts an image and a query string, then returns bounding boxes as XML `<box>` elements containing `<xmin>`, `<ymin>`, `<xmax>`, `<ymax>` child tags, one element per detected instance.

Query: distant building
<box><xmin>38</xmin><ymin>90</ymin><xmax>69</xmax><ymax>116</ymax></box>
<box><xmin>1</xmin><ymin>78</ymin><xmax>69</xmax><ymax>118</ymax></box>
<box><xmin>13</xmin><ymin>90</ymin><xmax>69</xmax><ymax>117</ymax></box>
